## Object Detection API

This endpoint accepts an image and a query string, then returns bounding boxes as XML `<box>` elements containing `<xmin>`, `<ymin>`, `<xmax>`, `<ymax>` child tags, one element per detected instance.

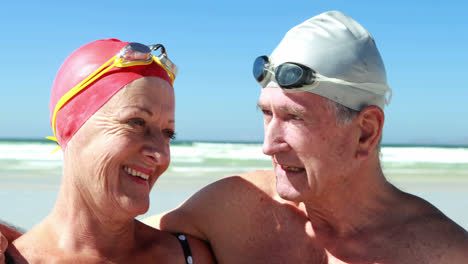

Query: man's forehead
<box><xmin>258</xmin><ymin>88</ymin><xmax>323</xmax><ymax>111</ymax></box>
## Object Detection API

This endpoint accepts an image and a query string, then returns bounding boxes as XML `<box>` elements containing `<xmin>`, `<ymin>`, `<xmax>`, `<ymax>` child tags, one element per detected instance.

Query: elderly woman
<box><xmin>5</xmin><ymin>39</ymin><xmax>214</xmax><ymax>263</ymax></box>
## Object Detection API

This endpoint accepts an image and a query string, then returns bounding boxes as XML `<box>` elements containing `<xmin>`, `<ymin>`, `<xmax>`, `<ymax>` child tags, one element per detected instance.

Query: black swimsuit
<box><xmin>174</xmin><ymin>233</ymin><xmax>193</xmax><ymax>264</ymax></box>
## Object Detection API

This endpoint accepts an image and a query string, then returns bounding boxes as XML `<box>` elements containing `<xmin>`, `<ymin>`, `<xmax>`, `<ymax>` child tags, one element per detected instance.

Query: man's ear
<box><xmin>355</xmin><ymin>106</ymin><xmax>384</xmax><ymax>160</ymax></box>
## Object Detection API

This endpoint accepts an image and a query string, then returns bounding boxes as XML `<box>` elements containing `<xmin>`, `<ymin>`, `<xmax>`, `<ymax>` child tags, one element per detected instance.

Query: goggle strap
<box><xmin>115</xmin><ymin>58</ymin><xmax>152</xmax><ymax>67</ymax></box>
<box><xmin>51</xmin><ymin>56</ymin><xmax>118</xmax><ymax>137</ymax></box>
<box><xmin>151</xmin><ymin>55</ymin><xmax>175</xmax><ymax>83</ymax></box>
<box><xmin>316</xmin><ymin>73</ymin><xmax>392</xmax><ymax>99</ymax></box>
<box><xmin>385</xmin><ymin>89</ymin><xmax>393</xmax><ymax>106</ymax></box>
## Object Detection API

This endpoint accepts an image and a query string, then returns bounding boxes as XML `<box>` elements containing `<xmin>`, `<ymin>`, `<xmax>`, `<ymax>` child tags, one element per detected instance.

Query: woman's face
<box><xmin>66</xmin><ymin>76</ymin><xmax>175</xmax><ymax>217</ymax></box>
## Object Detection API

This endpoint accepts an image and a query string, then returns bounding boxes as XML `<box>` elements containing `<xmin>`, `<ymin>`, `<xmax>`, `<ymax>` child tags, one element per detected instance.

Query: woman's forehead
<box><xmin>119</xmin><ymin>77</ymin><xmax>173</xmax><ymax>99</ymax></box>
<box><xmin>104</xmin><ymin>77</ymin><xmax>175</xmax><ymax>111</ymax></box>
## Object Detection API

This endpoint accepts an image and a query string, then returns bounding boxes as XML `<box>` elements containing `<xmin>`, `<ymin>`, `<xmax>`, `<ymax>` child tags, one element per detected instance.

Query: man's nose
<box><xmin>262</xmin><ymin>117</ymin><xmax>290</xmax><ymax>156</ymax></box>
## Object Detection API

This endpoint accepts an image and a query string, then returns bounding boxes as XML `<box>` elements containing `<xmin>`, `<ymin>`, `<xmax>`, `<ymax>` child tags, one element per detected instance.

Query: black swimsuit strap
<box><xmin>4</xmin><ymin>251</ymin><xmax>16</xmax><ymax>264</ymax></box>
<box><xmin>174</xmin><ymin>233</ymin><xmax>193</xmax><ymax>264</ymax></box>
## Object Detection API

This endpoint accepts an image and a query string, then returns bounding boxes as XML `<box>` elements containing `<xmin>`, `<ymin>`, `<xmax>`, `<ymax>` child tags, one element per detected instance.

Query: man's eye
<box><xmin>262</xmin><ymin>109</ymin><xmax>273</xmax><ymax>116</ymax></box>
<box><xmin>163</xmin><ymin>129</ymin><xmax>176</xmax><ymax>140</ymax></box>
<box><xmin>290</xmin><ymin>114</ymin><xmax>302</xmax><ymax>121</ymax></box>
<box><xmin>127</xmin><ymin>118</ymin><xmax>146</xmax><ymax>126</ymax></box>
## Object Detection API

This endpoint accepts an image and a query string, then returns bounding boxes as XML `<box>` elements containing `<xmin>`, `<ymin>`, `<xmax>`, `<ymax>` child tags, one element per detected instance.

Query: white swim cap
<box><xmin>269</xmin><ymin>10</ymin><xmax>392</xmax><ymax>111</ymax></box>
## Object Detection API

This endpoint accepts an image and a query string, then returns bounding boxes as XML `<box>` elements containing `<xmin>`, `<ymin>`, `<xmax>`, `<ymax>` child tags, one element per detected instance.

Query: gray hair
<box><xmin>325</xmin><ymin>99</ymin><xmax>382</xmax><ymax>153</ymax></box>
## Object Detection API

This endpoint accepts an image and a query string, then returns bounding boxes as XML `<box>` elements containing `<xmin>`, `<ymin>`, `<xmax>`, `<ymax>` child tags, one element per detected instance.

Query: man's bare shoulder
<box><xmin>237</xmin><ymin>169</ymin><xmax>277</xmax><ymax>194</ymax></box>
<box><xmin>390</xmin><ymin>193</ymin><xmax>468</xmax><ymax>262</ymax></box>
<box><xmin>187</xmin><ymin>169</ymin><xmax>277</xmax><ymax>204</ymax></box>
<box><xmin>148</xmin><ymin>170</ymin><xmax>277</xmax><ymax>238</ymax></box>
<box><xmin>410</xmin><ymin>209</ymin><xmax>468</xmax><ymax>260</ymax></box>
<box><xmin>394</xmin><ymin>214</ymin><xmax>468</xmax><ymax>263</ymax></box>
<box><xmin>329</xmin><ymin>192</ymin><xmax>468</xmax><ymax>263</ymax></box>
<box><xmin>179</xmin><ymin>169</ymin><xmax>276</xmax><ymax>205</ymax></box>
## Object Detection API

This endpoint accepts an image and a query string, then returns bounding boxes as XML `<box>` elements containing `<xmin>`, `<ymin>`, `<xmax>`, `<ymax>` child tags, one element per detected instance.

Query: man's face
<box><xmin>258</xmin><ymin>87</ymin><xmax>360</xmax><ymax>202</ymax></box>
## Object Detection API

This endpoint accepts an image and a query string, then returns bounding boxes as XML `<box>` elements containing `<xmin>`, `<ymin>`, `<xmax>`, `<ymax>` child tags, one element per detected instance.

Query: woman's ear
<box><xmin>355</xmin><ymin>106</ymin><xmax>384</xmax><ymax>160</ymax></box>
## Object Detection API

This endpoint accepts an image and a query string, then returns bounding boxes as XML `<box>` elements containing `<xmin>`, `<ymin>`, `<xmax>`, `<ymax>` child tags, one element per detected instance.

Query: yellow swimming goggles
<box><xmin>47</xmin><ymin>42</ymin><xmax>178</xmax><ymax>151</ymax></box>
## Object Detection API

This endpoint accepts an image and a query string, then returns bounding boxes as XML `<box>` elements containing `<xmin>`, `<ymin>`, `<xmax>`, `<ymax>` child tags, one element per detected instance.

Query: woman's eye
<box><xmin>163</xmin><ymin>129</ymin><xmax>176</xmax><ymax>140</ymax></box>
<box><xmin>127</xmin><ymin>118</ymin><xmax>146</xmax><ymax>127</ymax></box>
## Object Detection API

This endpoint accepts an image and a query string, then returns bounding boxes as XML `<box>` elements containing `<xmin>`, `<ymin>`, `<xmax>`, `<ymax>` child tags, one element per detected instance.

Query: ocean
<box><xmin>1</xmin><ymin>139</ymin><xmax>467</xmax><ymax>231</ymax></box>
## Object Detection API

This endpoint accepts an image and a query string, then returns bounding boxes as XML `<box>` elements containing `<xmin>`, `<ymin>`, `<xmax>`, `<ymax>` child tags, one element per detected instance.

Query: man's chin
<box><xmin>275</xmin><ymin>182</ymin><xmax>303</xmax><ymax>202</ymax></box>
<box><xmin>274</xmin><ymin>168</ymin><xmax>308</xmax><ymax>202</ymax></box>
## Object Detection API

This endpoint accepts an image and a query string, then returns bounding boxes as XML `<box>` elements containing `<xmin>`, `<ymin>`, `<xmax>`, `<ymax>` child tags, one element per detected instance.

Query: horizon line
<box><xmin>0</xmin><ymin>137</ymin><xmax>467</xmax><ymax>148</ymax></box>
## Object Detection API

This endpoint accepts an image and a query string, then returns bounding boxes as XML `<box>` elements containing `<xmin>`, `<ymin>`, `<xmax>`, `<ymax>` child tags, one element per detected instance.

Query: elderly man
<box><xmin>148</xmin><ymin>11</ymin><xmax>468</xmax><ymax>263</ymax></box>
<box><xmin>2</xmin><ymin>10</ymin><xmax>468</xmax><ymax>264</ymax></box>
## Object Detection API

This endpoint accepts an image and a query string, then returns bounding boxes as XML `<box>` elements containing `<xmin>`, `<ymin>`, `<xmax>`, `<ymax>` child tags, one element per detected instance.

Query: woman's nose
<box><xmin>142</xmin><ymin>131</ymin><xmax>170</xmax><ymax>166</ymax></box>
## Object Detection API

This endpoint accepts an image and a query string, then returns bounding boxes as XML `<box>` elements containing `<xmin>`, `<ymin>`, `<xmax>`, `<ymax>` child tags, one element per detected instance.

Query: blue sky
<box><xmin>1</xmin><ymin>1</ymin><xmax>467</xmax><ymax>145</ymax></box>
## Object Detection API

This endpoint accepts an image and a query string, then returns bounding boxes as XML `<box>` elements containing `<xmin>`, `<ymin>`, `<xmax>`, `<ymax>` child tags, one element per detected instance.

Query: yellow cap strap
<box><xmin>45</xmin><ymin>136</ymin><xmax>61</xmax><ymax>153</ymax></box>
<box><xmin>51</xmin><ymin>56</ymin><xmax>119</xmax><ymax>138</ymax></box>
<box><xmin>151</xmin><ymin>56</ymin><xmax>176</xmax><ymax>83</ymax></box>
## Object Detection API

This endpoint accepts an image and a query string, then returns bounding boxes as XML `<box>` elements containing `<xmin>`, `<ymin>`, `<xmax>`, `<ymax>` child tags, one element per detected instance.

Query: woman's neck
<box><xmin>14</xmin><ymin>180</ymin><xmax>139</xmax><ymax>261</ymax></box>
<box><xmin>54</xmin><ymin>181</ymin><xmax>137</xmax><ymax>254</ymax></box>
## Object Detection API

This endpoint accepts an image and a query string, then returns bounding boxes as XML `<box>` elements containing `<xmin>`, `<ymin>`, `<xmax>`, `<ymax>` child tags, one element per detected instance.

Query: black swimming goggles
<box><xmin>253</xmin><ymin>56</ymin><xmax>318</xmax><ymax>89</ymax></box>
<box><xmin>252</xmin><ymin>55</ymin><xmax>392</xmax><ymax>102</ymax></box>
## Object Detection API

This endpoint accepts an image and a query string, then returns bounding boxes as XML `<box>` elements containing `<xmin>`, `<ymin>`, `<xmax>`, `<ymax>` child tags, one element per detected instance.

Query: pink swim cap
<box><xmin>49</xmin><ymin>39</ymin><xmax>173</xmax><ymax>149</ymax></box>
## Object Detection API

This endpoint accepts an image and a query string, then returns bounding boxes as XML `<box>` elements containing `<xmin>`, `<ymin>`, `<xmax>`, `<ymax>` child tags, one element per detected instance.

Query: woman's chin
<box><xmin>132</xmin><ymin>205</ymin><xmax>149</xmax><ymax>217</ymax></box>
<box><xmin>133</xmin><ymin>200</ymin><xmax>150</xmax><ymax>216</ymax></box>
<box><xmin>117</xmin><ymin>197</ymin><xmax>150</xmax><ymax>218</ymax></box>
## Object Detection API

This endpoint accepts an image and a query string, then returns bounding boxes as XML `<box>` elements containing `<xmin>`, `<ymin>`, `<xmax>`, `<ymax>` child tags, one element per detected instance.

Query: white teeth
<box><xmin>284</xmin><ymin>166</ymin><xmax>303</xmax><ymax>172</ymax></box>
<box><xmin>123</xmin><ymin>166</ymin><xmax>149</xmax><ymax>180</ymax></box>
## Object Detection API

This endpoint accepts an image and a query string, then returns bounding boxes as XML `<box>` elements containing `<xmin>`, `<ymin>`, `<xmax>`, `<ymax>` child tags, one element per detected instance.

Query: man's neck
<box><xmin>301</xmin><ymin>168</ymin><xmax>400</xmax><ymax>238</ymax></box>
